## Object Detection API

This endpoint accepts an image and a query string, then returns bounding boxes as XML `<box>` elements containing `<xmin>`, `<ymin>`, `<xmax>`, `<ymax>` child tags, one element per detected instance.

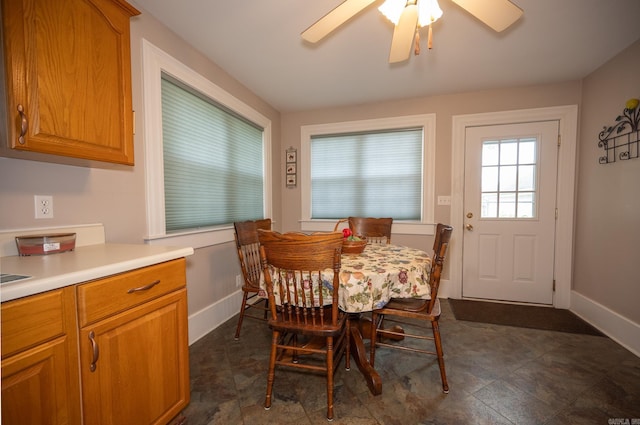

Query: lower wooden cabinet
<box><xmin>1</xmin><ymin>258</ymin><xmax>190</xmax><ymax>425</ymax></box>
<box><xmin>79</xmin><ymin>289</ymin><xmax>189</xmax><ymax>425</ymax></box>
<box><xmin>1</xmin><ymin>287</ymin><xmax>82</xmax><ymax>425</ymax></box>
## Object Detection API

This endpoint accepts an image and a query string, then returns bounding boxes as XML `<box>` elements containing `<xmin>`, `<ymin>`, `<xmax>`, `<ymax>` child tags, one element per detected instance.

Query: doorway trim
<box><xmin>450</xmin><ymin>105</ymin><xmax>578</xmax><ymax>308</ymax></box>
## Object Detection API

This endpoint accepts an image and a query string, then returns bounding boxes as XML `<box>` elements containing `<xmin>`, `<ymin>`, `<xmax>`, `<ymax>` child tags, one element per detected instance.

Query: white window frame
<box><xmin>300</xmin><ymin>114</ymin><xmax>436</xmax><ymax>234</ymax></box>
<box><xmin>141</xmin><ymin>39</ymin><xmax>272</xmax><ymax>248</ymax></box>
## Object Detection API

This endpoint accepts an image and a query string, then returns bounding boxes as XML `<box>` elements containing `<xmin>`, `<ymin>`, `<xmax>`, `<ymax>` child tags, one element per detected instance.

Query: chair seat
<box><xmin>381</xmin><ymin>297</ymin><xmax>441</xmax><ymax>318</ymax></box>
<box><xmin>268</xmin><ymin>309</ymin><xmax>348</xmax><ymax>337</ymax></box>
<box><xmin>242</xmin><ymin>283</ymin><xmax>263</xmax><ymax>292</ymax></box>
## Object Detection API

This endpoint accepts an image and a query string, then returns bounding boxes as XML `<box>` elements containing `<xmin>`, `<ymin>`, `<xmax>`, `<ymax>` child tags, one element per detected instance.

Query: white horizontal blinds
<box><xmin>161</xmin><ymin>75</ymin><xmax>264</xmax><ymax>232</ymax></box>
<box><xmin>311</xmin><ymin>128</ymin><xmax>422</xmax><ymax>219</ymax></box>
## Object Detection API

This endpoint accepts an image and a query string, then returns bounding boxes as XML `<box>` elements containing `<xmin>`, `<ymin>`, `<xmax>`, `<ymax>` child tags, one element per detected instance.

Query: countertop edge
<box><xmin>1</xmin><ymin>244</ymin><xmax>194</xmax><ymax>303</ymax></box>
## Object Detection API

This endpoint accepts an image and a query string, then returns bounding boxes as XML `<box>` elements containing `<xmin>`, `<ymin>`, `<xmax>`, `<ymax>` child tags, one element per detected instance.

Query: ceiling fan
<box><xmin>301</xmin><ymin>0</ymin><xmax>523</xmax><ymax>63</ymax></box>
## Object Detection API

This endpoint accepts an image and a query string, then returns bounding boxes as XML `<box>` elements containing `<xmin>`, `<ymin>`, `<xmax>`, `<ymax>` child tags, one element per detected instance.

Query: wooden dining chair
<box><xmin>369</xmin><ymin>223</ymin><xmax>453</xmax><ymax>393</ymax></box>
<box><xmin>233</xmin><ymin>218</ymin><xmax>272</xmax><ymax>340</ymax></box>
<box><xmin>258</xmin><ymin>230</ymin><xmax>350</xmax><ymax>421</ymax></box>
<box><xmin>348</xmin><ymin>216</ymin><xmax>393</xmax><ymax>245</ymax></box>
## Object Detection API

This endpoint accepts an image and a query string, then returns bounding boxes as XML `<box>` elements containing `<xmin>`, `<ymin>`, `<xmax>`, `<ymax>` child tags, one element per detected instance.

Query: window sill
<box><xmin>300</xmin><ymin>220</ymin><xmax>435</xmax><ymax>235</ymax></box>
<box><xmin>145</xmin><ymin>227</ymin><xmax>235</xmax><ymax>249</ymax></box>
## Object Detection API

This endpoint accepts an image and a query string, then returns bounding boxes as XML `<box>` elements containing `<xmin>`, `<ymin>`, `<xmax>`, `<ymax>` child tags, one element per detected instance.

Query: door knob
<box><xmin>465</xmin><ymin>224</ymin><xmax>473</xmax><ymax>231</ymax></box>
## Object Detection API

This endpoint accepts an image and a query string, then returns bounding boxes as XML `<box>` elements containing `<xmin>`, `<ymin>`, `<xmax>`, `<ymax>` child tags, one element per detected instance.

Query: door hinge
<box><xmin>557</xmin><ymin>134</ymin><xmax>561</xmax><ymax>147</ymax></box>
<box><xmin>553</xmin><ymin>279</ymin><xmax>556</xmax><ymax>291</ymax></box>
<box><xmin>555</xmin><ymin>208</ymin><xmax>558</xmax><ymax>219</ymax></box>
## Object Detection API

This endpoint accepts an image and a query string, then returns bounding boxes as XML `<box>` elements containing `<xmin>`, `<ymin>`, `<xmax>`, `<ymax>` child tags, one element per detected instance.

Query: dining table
<box><xmin>260</xmin><ymin>242</ymin><xmax>433</xmax><ymax>396</ymax></box>
<box><xmin>339</xmin><ymin>243</ymin><xmax>432</xmax><ymax>395</ymax></box>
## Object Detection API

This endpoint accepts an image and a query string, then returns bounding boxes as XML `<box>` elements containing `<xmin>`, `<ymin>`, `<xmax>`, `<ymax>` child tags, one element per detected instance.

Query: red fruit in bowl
<box><xmin>342</xmin><ymin>228</ymin><xmax>352</xmax><ymax>238</ymax></box>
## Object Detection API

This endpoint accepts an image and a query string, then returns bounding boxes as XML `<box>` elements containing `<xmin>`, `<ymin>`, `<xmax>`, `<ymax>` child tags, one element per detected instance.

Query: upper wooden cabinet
<box><xmin>1</xmin><ymin>0</ymin><xmax>140</xmax><ymax>165</ymax></box>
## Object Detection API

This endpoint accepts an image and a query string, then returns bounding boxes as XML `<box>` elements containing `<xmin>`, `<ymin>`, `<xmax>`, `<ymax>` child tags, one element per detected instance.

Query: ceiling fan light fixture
<box><xmin>379</xmin><ymin>0</ymin><xmax>443</xmax><ymax>27</ymax></box>
<box><xmin>302</xmin><ymin>0</ymin><xmax>523</xmax><ymax>64</ymax></box>
<box><xmin>378</xmin><ymin>0</ymin><xmax>406</xmax><ymax>24</ymax></box>
<box><xmin>418</xmin><ymin>0</ymin><xmax>443</xmax><ymax>26</ymax></box>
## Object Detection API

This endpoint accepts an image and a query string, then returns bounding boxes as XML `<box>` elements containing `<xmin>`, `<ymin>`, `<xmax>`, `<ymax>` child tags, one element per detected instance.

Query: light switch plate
<box><xmin>437</xmin><ymin>195</ymin><xmax>451</xmax><ymax>206</ymax></box>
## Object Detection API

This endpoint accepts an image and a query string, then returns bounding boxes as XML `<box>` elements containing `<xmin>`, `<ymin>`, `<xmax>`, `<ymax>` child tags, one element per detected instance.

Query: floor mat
<box><xmin>448</xmin><ymin>299</ymin><xmax>604</xmax><ymax>336</ymax></box>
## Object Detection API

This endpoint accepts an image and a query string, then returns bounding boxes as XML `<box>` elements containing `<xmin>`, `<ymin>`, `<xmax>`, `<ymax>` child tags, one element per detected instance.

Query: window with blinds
<box><xmin>161</xmin><ymin>74</ymin><xmax>265</xmax><ymax>232</ymax></box>
<box><xmin>310</xmin><ymin>128</ymin><xmax>423</xmax><ymax>220</ymax></box>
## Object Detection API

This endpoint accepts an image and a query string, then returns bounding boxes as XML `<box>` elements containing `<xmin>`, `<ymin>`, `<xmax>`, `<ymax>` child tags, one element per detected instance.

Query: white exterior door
<box><xmin>462</xmin><ymin>121</ymin><xmax>559</xmax><ymax>304</ymax></box>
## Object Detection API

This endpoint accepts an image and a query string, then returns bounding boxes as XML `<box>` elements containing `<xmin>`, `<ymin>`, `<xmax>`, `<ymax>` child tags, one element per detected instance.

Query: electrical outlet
<box><xmin>236</xmin><ymin>275</ymin><xmax>243</xmax><ymax>288</ymax></box>
<box><xmin>34</xmin><ymin>195</ymin><xmax>54</xmax><ymax>219</ymax></box>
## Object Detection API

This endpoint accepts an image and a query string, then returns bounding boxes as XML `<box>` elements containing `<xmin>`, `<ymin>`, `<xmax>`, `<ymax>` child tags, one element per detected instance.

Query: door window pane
<box><xmin>517</xmin><ymin>192</ymin><xmax>535</xmax><ymax>218</ymax></box>
<box><xmin>481</xmin><ymin>193</ymin><xmax>498</xmax><ymax>217</ymax></box>
<box><xmin>499</xmin><ymin>192</ymin><xmax>516</xmax><ymax>217</ymax></box>
<box><xmin>482</xmin><ymin>142</ymin><xmax>499</xmax><ymax>166</ymax></box>
<box><xmin>519</xmin><ymin>140</ymin><xmax>536</xmax><ymax>163</ymax></box>
<box><xmin>500</xmin><ymin>140</ymin><xmax>518</xmax><ymax>164</ymax></box>
<box><xmin>499</xmin><ymin>165</ymin><xmax>517</xmax><ymax>191</ymax></box>
<box><xmin>482</xmin><ymin>166</ymin><xmax>498</xmax><ymax>192</ymax></box>
<box><xmin>518</xmin><ymin>165</ymin><xmax>535</xmax><ymax>191</ymax></box>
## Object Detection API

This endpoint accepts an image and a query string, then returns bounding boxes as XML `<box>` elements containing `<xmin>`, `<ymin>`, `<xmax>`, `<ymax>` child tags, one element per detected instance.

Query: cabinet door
<box><xmin>1</xmin><ymin>337</ymin><xmax>81</xmax><ymax>425</ymax></box>
<box><xmin>1</xmin><ymin>287</ymin><xmax>81</xmax><ymax>425</ymax></box>
<box><xmin>1</xmin><ymin>0</ymin><xmax>139</xmax><ymax>165</ymax></box>
<box><xmin>79</xmin><ymin>289</ymin><xmax>190</xmax><ymax>425</ymax></box>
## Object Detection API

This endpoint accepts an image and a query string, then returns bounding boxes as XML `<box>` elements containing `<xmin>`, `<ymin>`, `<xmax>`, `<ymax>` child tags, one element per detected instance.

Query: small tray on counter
<box><xmin>15</xmin><ymin>233</ymin><xmax>76</xmax><ymax>256</ymax></box>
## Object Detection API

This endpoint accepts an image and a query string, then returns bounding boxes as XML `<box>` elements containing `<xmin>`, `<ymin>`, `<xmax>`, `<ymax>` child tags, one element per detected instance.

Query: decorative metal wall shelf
<box><xmin>598</xmin><ymin>98</ymin><xmax>639</xmax><ymax>164</ymax></box>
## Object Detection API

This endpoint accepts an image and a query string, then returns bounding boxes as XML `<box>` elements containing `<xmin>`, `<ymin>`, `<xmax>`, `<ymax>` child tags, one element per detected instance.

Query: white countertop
<box><xmin>0</xmin><ymin>243</ymin><xmax>194</xmax><ymax>302</ymax></box>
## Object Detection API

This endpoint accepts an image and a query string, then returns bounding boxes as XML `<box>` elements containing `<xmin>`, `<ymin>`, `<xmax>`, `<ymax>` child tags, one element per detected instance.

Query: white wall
<box><xmin>573</xmin><ymin>39</ymin><xmax>640</xmax><ymax>324</ymax></box>
<box><xmin>569</xmin><ymin>40</ymin><xmax>640</xmax><ymax>355</ymax></box>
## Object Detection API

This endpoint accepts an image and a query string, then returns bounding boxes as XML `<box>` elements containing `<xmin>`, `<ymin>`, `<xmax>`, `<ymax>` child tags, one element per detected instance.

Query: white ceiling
<box><xmin>130</xmin><ymin>0</ymin><xmax>640</xmax><ymax>112</ymax></box>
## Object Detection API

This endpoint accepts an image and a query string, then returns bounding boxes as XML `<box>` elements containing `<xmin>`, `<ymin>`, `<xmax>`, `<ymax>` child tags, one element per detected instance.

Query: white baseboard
<box><xmin>188</xmin><ymin>290</ymin><xmax>242</xmax><ymax>345</ymax></box>
<box><xmin>571</xmin><ymin>290</ymin><xmax>640</xmax><ymax>357</ymax></box>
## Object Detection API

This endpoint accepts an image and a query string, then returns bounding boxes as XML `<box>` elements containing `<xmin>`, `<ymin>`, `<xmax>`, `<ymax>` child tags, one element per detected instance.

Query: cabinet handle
<box><xmin>17</xmin><ymin>104</ymin><xmax>28</xmax><ymax>145</ymax></box>
<box><xmin>88</xmin><ymin>331</ymin><xmax>99</xmax><ymax>372</ymax></box>
<box><xmin>127</xmin><ymin>279</ymin><xmax>160</xmax><ymax>294</ymax></box>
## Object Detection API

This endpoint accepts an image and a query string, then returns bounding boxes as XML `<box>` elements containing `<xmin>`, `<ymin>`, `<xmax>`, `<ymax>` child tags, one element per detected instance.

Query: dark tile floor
<box><xmin>183</xmin><ymin>300</ymin><xmax>640</xmax><ymax>424</ymax></box>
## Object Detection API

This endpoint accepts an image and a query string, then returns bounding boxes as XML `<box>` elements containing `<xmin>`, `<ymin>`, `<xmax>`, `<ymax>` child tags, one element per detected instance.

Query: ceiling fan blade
<box><xmin>389</xmin><ymin>4</ymin><xmax>419</xmax><ymax>63</ymax></box>
<box><xmin>449</xmin><ymin>0</ymin><xmax>523</xmax><ymax>32</ymax></box>
<box><xmin>302</xmin><ymin>0</ymin><xmax>378</xmax><ymax>43</ymax></box>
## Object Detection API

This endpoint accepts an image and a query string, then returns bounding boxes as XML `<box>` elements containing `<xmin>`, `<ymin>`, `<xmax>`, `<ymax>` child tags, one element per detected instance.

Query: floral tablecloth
<box><xmin>339</xmin><ymin>244</ymin><xmax>431</xmax><ymax>312</ymax></box>
<box><xmin>261</xmin><ymin>244</ymin><xmax>432</xmax><ymax>313</ymax></box>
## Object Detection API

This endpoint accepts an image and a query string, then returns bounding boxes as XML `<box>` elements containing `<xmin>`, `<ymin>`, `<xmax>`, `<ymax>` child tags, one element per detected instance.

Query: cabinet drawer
<box><xmin>77</xmin><ymin>258</ymin><xmax>186</xmax><ymax>327</ymax></box>
<box><xmin>1</xmin><ymin>288</ymin><xmax>70</xmax><ymax>358</ymax></box>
